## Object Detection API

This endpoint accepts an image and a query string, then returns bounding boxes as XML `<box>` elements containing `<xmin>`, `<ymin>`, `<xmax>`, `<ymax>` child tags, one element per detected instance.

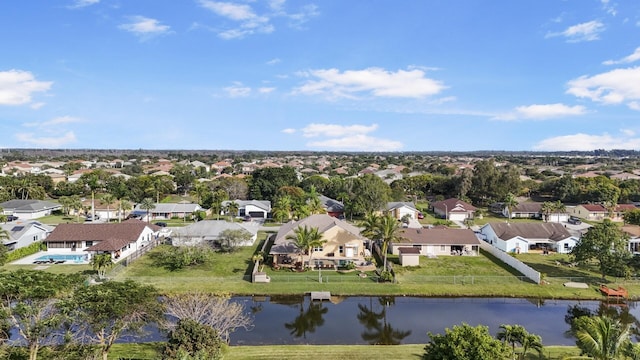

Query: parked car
<box><xmin>417</xmin><ymin>212</ymin><xmax>424</xmax><ymax>219</ymax></box>
<box><xmin>568</xmin><ymin>216</ymin><xmax>582</xmax><ymax>225</ymax></box>
<box><xmin>243</xmin><ymin>215</ymin><xmax>252</xmax><ymax>222</ymax></box>
<box><xmin>85</xmin><ymin>214</ymin><xmax>100</xmax><ymax>221</ymax></box>
<box><xmin>6</xmin><ymin>215</ymin><xmax>18</xmax><ymax>221</ymax></box>
<box><xmin>154</xmin><ymin>221</ymin><xmax>167</xmax><ymax>227</ymax></box>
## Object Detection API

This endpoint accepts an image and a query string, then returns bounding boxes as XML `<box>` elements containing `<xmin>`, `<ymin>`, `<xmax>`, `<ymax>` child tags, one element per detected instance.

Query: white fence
<box><xmin>478</xmin><ymin>241</ymin><xmax>541</xmax><ymax>284</ymax></box>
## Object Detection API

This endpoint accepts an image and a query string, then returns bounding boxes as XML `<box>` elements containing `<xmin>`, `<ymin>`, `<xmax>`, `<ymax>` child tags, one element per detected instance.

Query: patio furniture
<box><xmin>600</xmin><ymin>285</ymin><xmax>628</xmax><ymax>299</ymax></box>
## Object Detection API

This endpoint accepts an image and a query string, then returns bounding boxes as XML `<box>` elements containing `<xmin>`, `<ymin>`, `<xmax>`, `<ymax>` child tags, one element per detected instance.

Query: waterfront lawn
<box><xmin>93</xmin><ymin>343</ymin><xmax>586</xmax><ymax>360</ymax></box>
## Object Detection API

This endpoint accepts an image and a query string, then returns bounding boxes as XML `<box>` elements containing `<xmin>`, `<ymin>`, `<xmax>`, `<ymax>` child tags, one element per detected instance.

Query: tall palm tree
<box><xmin>139</xmin><ymin>197</ymin><xmax>155</xmax><ymax>223</ymax></box>
<box><xmin>119</xmin><ymin>199</ymin><xmax>132</xmax><ymax>223</ymax></box>
<box><xmin>272</xmin><ymin>196</ymin><xmax>292</xmax><ymax>223</ymax></box>
<box><xmin>91</xmin><ymin>253</ymin><xmax>114</xmax><ymax>279</ymax></box>
<box><xmin>575</xmin><ymin>315</ymin><xmax>631</xmax><ymax>360</ymax></box>
<box><xmin>224</xmin><ymin>201</ymin><xmax>240</xmax><ymax>221</ymax></box>
<box><xmin>520</xmin><ymin>333</ymin><xmax>543</xmax><ymax>360</ymax></box>
<box><xmin>378</xmin><ymin>214</ymin><xmax>403</xmax><ymax>272</ymax></box>
<box><xmin>359</xmin><ymin>212</ymin><xmax>381</xmax><ymax>241</ymax></box>
<box><xmin>541</xmin><ymin>201</ymin><xmax>555</xmax><ymax>222</ymax></box>
<box><xmin>102</xmin><ymin>194</ymin><xmax>115</xmax><ymax>223</ymax></box>
<box><xmin>287</xmin><ymin>225</ymin><xmax>325</xmax><ymax>269</ymax></box>
<box><xmin>69</xmin><ymin>195</ymin><xmax>83</xmax><ymax>223</ymax></box>
<box><xmin>497</xmin><ymin>324</ymin><xmax>526</xmax><ymax>358</ymax></box>
<box><xmin>504</xmin><ymin>193</ymin><xmax>518</xmax><ymax>220</ymax></box>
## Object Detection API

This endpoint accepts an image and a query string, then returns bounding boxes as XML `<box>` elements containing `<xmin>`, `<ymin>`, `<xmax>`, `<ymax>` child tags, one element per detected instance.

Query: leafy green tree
<box><xmin>272</xmin><ymin>195</ymin><xmax>292</xmax><ymax>223</ymax></box>
<box><xmin>574</xmin><ymin>315</ymin><xmax>631</xmax><ymax>360</ymax></box>
<box><xmin>351</xmin><ymin>174</ymin><xmax>391</xmax><ymax>216</ymax></box>
<box><xmin>163</xmin><ymin>318</ymin><xmax>223</xmax><ymax>360</ymax></box>
<box><xmin>66</xmin><ymin>280</ymin><xmax>165</xmax><ymax>360</ymax></box>
<box><xmin>423</xmin><ymin>323</ymin><xmax>510</xmax><ymax>360</ymax></box>
<box><xmin>0</xmin><ymin>228</ymin><xmax>9</xmax><ymax>265</ymax></box>
<box><xmin>623</xmin><ymin>209</ymin><xmax>640</xmax><ymax>226</ymax></box>
<box><xmin>150</xmin><ymin>245</ymin><xmax>212</xmax><ymax>271</ymax></box>
<box><xmin>571</xmin><ymin>220</ymin><xmax>631</xmax><ymax>279</ymax></box>
<box><xmin>91</xmin><ymin>253</ymin><xmax>113</xmax><ymax>279</ymax></box>
<box><xmin>170</xmin><ymin>164</ymin><xmax>196</xmax><ymax>195</ymax></box>
<box><xmin>249</xmin><ymin>166</ymin><xmax>299</xmax><ymax>202</ymax></box>
<box><xmin>0</xmin><ymin>270</ymin><xmax>83</xmax><ymax>360</ymax></box>
<box><xmin>224</xmin><ymin>201</ymin><xmax>240</xmax><ymax>220</ymax></box>
<box><xmin>287</xmin><ymin>225</ymin><xmax>326</xmax><ymax>269</ymax></box>
<box><xmin>218</xmin><ymin>229</ymin><xmax>252</xmax><ymax>252</ymax></box>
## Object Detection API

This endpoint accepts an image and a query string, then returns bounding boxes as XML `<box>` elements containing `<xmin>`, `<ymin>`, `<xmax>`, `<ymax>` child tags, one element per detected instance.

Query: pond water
<box><xmin>143</xmin><ymin>296</ymin><xmax>638</xmax><ymax>346</ymax></box>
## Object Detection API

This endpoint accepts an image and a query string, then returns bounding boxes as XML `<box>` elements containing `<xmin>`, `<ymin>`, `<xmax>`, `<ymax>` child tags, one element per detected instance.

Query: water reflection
<box><xmin>358</xmin><ymin>297</ymin><xmax>411</xmax><ymax>345</ymax></box>
<box><xmin>284</xmin><ymin>301</ymin><xmax>328</xmax><ymax>338</ymax></box>
<box><xmin>565</xmin><ymin>301</ymin><xmax>640</xmax><ymax>339</ymax></box>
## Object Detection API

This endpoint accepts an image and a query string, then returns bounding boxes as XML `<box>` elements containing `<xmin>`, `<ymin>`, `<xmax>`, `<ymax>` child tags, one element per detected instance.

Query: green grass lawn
<box><xmin>105</xmin><ymin>343</ymin><xmax>583</xmax><ymax>360</ymax></box>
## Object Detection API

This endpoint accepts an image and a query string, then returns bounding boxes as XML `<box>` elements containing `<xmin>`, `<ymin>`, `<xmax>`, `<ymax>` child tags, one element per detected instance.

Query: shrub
<box><xmin>149</xmin><ymin>245</ymin><xmax>212</xmax><ymax>271</ymax></box>
<box><xmin>163</xmin><ymin>319</ymin><xmax>222</xmax><ymax>360</ymax></box>
<box><xmin>5</xmin><ymin>242</ymin><xmax>46</xmax><ymax>263</ymax></box>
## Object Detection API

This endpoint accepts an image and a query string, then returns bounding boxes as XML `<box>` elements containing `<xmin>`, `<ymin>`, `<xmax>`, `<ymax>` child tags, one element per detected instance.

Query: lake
<box><xmin>224</xmin><ymin>296</ymin><xmax>637</xmax><ymax>346</ymax></box>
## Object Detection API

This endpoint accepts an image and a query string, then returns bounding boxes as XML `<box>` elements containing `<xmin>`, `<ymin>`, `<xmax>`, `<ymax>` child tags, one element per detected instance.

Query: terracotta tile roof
<box><xmin>46</xmin><ymin>220</ymin><xmax>157</xmax><ymax>252</ymax></box>
<box><xmin>580</xmin><ymin>204</ymin><xmax>606</xmax><ymax>212</ymax></box>
<box><xmin>432</xmin><ymin>198</ymin><xmax>476</xmax><ymax>213</ymax></box>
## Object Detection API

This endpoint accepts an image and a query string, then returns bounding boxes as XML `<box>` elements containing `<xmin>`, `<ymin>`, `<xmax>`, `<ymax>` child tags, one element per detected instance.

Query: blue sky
<box><xmin>1</xmin><ymin>0</ymin><xmax>640</xmax><ymax>152</ymax></box>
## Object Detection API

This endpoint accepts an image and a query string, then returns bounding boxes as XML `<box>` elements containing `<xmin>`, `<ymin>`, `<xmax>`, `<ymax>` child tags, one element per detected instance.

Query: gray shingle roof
<box><xmin>0</xmin><ymin>200</ymin><xmax>61</xmax><ymax>212</ymax></box>
<box><xmin>396</xmin><ymin>228</ymin><xmax>480</xmax><ymax>246</ymax></box>
<box><xmin>488</xmin><ymin>222</ymin><xmax>572</xmax><ymax>241</ymax></box>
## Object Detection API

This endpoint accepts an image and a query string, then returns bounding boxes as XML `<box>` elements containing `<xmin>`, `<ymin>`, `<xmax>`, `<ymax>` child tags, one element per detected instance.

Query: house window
<box><xmin>440</xmin><ymin>245</ymin><xmax>446</xmax><ymax>251</ymax></box>
<box><xmin>564</xmin><ymin>243</ymin><xmax>569</xmax><ymax>250</ymax></box>
<box><xmin>313</xmin><ymin>246</ymin><xmax>323</xmax><ymax>252</ymax></box>
<box><xmin>339</xmin><ymin>246</ymin><xmax>344</xmax><ymax>254</ymax></box>
<box><xmin>33</xmin><ymin>235</ymin><xmax>38</xmax><ymax>241</ymax></box>
<box><xmin>86</xmin><ymin>241</ymin><xmax>93</xmax><ymax>247</ymax></box>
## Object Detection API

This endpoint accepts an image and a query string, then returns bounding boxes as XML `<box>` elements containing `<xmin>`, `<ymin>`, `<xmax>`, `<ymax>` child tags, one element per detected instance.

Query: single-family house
<box><xmin>270</xmin><ymin>214</ymin><xmax>367</xmax><ymax>268</ymax></box>
<box><xmin>386</xmin><ymin>202</ymin><xmax>420</xmax><ymax>220</ymax></box>
<box><xmin>623</xmin><ymin>225</ymin><xmax>640</xmax><ymax>255</ymax></box>
<box><xmin>390</xmin><ymin>227</ymin><xmax>480</xmax><ymax>256</ymax></box>
<box><xmin>611</xmin><ymin>204</ymin><xmax>637</xmax><ymax>222</ymax></box>
<box><xmin>0</xmin><ymin>200</ymin><xmax>62</xmax><ymax>220</ymax></box>
<box><xmin>221</xmin><ymin>200</ymin><xmax>271</xmax><ymax>219</ymax></box>
<box><xmin>431</xmin><ymin>198</ymin><xmax>477</xmax><ymax>221</ymax></box>
<box><xmin>319</xmin><ymin>195</ymin><xmax>344</xmax><ymax>218</ymax></box>
<box><xmin>44</xmin><ymin>219</ymin><xmax>163</xmax><ymax>261</ymax></box>
<box><xmin>479</xmin><ymin>222</ymin><xmax>578</xmax><ymax>254</ymax></box>
<box><xmin>569</xmin><ymin>204</ymin><xmax>607</xmax><ymax>221</ymax></box>
<box><xmin>1</xmin><ymin>220</ymin><xmax>53</xmax><ymax>251</ymax></box>
<box><xmin>505</xmin><ymin>202</ymin><xmax>542</xmax><ymax>219</ymax></box>
<box><xmin>171</xmin><ymin>220</ymin><xmax>259</xmax><ymax>247</ymax></box>
<box><xmin>131</xmin><ymin>202</ymin><xmax>203</xmax><ymax>221</ymax></box>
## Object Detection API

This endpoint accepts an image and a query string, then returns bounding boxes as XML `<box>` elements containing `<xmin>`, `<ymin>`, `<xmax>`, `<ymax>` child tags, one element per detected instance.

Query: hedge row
<box><xmin>6</xmin><ymin>242</ymin><xmax>46</xmax><ymax>262</ymax></box>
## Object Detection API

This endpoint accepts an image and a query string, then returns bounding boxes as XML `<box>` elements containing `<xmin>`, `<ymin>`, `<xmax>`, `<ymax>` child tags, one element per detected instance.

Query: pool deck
<box><xmin>11</xmin><ymin>251</ymin><xmax>90</xmax><ymax>265</ymax></box>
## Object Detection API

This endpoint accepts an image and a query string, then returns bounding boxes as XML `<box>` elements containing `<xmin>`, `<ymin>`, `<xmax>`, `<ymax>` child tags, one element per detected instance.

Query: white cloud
<box><xmin>223</xmin><ymin>82</ymin><xmax>251</xmax><ymax>97</ymax></box>
<box><xmin>301</xmin><ymin>123</ymin><xmax>378</xmax><ymax>138</ymax></box>
<box><xmin>601</xmin><ymin>0</ymin><xmax>617</xmax><ymax>16</ymax></box>
<box><xmin>118</xmin><ymin>16</ymin><xmax>171</xmax><ymax>40</ymax></box>
<box><xmin>534</xmin><ymin>132</ymin><xmax>640</xmax><ymax>151</ymax></box>
<box><xmin>293</xmin><ymin>67</ymin><xmax>446</xmax><ymax>99</ymax></box>
<box><xmin>495</xmin><ymin>103</ymin><xmax>587</xmax><ymax>120</ymax></box>
<box><xmin>258</xmin><ymin>87</ymin><xmax>275</xmax><ymax>94</ymax></box>
<box><xmin>67</xmin><ymin>0</ymin><xmax>99</xmax><ymax>9</ymax></box>
<box><xmin>566</xmin><ymin>66</ymin><xmax>640</xmax><ymax>107</ymax></box>
<box><xmin>603</xmin><ymin>47</ymin><xmax>640</xmax><ymax>65</ymax></box>
<box><xmin>199</xmin><ymin>0</ymin><xmax>272</xmax><ymax>39</ymax></box>
<box><xmin>281</xmin><ymin>128</ymin><xmax>296</xmax><ymax>134</ymax></box>
<box><xmin>308</xmin><ymin>134</ymin><xmax>403</xmax><ymax>151</ymax></box>
<box><xmin>546</xmin><ymin>20</ymin><xmax>605</xmax><ymax>42</ymax></box>
<box><xmin>24</xmin><ymin>116</ymin><xmax>83</xmax><ymax>128</ymax></box>
<box><xmin>621</xmin><ymin>128</ymin><xmax>636</xmax><ymax>136</ymax></box>
<box><xmin>0</xmin><ymin>70</ymin><xmax>52</xmax><ymax>106</ymax></box>
<box><xmin>266</xmin><ymin>58</ymin><xmax>281</xmax><ymax>65</ymax></box>
<box><xmin>15</xmin><ymin>131</ymin><xmax>77</xmax><ymax>148</ymax></box>
<box><xmin>629</xmin><ymin>101</ymin><xmax>640</xmax><ymax>111</ymax></box>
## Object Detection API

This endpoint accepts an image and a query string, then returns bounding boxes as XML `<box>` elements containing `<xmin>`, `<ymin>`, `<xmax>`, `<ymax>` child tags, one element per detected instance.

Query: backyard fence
<box><xmin>478</xmin><ymin>240</ymin><xmax>541</xmax><ymax>284</ymax></box>
<box><xmin>106</xmin><ymin>236</ymin><xmax>164</xmax><ymax>278</ymax></box>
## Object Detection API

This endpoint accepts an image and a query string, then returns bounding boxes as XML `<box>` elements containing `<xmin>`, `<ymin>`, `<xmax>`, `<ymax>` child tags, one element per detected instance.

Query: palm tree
<box><xmin>575</xmin><ymin>315</ymin><xmax>631</xmax><ymax>360</ymax></box>
<box><xmin>91</xmin><ymin>253</ymin><xmax>114</xmax><ymax>279</ymax></box>
<box><xmin>497</xmin><ymin>324</ymin><xmax>526</xmax><ymax>358</ymax></box>
<box><xmin>287</xmin><ymin>225</ymin><xmax>325</xmax><ymax>269</ymax></box>
<box><xmin>139</xmin><ymin>197</ymin><xmax>155</xmax><ymax>223</ymax></box>
<box><xmin>272</xmin><ymin>196</ymin><xmax>292</xmax><ymax>223</ymax></box>
<box><xmin>520</xmin><ymin>333</ymin><xmax>543</xmax><ymax>360</ymax></box>
<box><xmin>102</xmin><ymin>194</ymin><xmax>115</xmax><ymax>223</ymax></box>
<box><xmin>224</xmin><ymin>201</ymin><xmax>240</xmax><ymax>221</ymax></box>
<box><xmin>504</xmin><ymin>193</ymin><xmax>518</xmax><ymax>220</ymax></box>
<box><xmin>541</xmin><ymin>201</ymin><xmax>555</xmax><ymax>222</ymax></box>
<box><xmin>119</xmin><ymin>199</ymin><xmax>132</xmax><ymax>223</ymax></box>
<box><xmin>69</xmin><ymin>195</ymin><xmax>83</xmax><ymax>223</ymax></box>
<box><xmin>359</xmin><ymin>212</ymin><xmax>381</xmax><ymax>241</ymax></box>
<box><xmin>378</xmin><ymin>214</ymin><xmax>403</xmax><ymax>272</ymax></box>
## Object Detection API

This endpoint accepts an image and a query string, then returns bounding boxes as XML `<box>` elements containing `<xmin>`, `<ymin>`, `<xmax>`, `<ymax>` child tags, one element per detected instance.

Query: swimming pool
<box><xmin>35</xmin><ymin>254</ymin><xmax>88</xmax><ymax>263</ymax></box>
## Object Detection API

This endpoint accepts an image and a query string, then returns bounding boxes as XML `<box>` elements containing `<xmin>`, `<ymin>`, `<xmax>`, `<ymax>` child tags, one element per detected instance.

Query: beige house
<box><xmin>270</xmin><ymin>214</ymin><xmax>367</xmax><ymax>268</ymax></box>
<box><xmin>569</xmin><ymin>204</ymin><xmax>607</xmax><ymax>221</ymax></box>
<box><xmin>390</xmin><ymin>227</ymin><xmax>480</xmax><ymax>256</ymax></box>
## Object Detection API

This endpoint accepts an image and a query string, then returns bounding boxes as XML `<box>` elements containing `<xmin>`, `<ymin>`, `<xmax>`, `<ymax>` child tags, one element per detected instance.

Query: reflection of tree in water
<box><xmin>284</xmin><ymin>301</ymin><xmax>328</xmax><ymax>339</ymax></box>
<box><xmin>565</xmin><ymin>302</ymin><xmax>640</xmax><ymax>339</ymax></box>
<box><xmin>357</xmin><ymin>296</ymin><xmax>411</xmax><ymax>345</ymax></box>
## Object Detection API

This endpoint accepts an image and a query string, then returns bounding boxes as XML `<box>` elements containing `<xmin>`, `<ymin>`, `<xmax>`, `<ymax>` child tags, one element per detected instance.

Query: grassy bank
<box><xmin>105</xmin><ymin>343</ymin><xmax>583</xmax><ymax>360</ymax></box>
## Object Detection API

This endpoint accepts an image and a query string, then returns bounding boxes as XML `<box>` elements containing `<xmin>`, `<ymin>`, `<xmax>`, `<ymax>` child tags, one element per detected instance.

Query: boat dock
<box><xmin>310</xmin><ymin>291</ymin><xmax>331</xmax><ymax>301</ymax></box>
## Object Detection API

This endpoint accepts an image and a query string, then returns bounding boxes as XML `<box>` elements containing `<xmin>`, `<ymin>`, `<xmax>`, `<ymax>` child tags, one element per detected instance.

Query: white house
<box><xmin>385</xmin><ymin>202</ymin><xmax>419</xmax><ymax>220</ymax></box>
<box><xmin>431</xmin><ymin>198</ymin><xmax>476</xmax><ymax>221</ymax></box>
<box><xmin>479</xmin><ymin>222</ymin><xmax>578</xmax><ymax>254</ymax></box>
<box><xmin>222</xmin><ymin>200</ymin><xmax>271</xmax><ymax>219</ymax></box>
<box><xmin>44</xmin><ymin>219</ymin><xmax>163</xmax><ymax>261</ymax></box>
<box><xmin>1</xmin><ymin>200</ymin><xmax>62</xmax><ymax>220</ymax></box>
<box><xmin>132</xmin><ymin>202</ymin><xmax>203</xmax><ymax>221</ymax></box>
<box><xmin>1</xmin><ymin>221</ymin><xmax>53</xmax><ymax>251</ymax></box>
<box><xmin>171</xmin><ymin>220</ymin><xmax>259</xmax><ymax>247</ymax></box>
